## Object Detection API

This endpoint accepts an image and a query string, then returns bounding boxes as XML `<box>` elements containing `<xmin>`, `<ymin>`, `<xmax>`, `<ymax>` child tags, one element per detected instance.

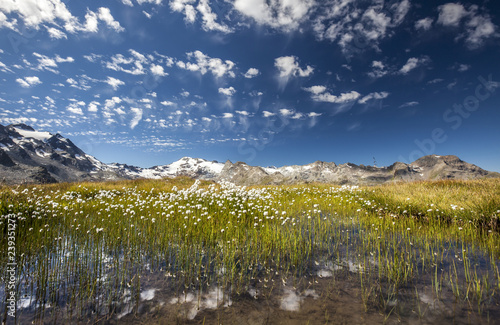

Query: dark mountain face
<box><xmin>0</xmin><ymin>123</ymin><xmax>118</xmax><ymax>184</ymax></box>
<box><xmin>0</xmin><ymin>124</ymin><xmax>498</xmax><ymax>186</ymax></box>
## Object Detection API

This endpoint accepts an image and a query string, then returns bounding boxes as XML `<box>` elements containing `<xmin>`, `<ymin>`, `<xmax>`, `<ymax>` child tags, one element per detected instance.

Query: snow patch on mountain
<box><xmin>1</xmin><ymin>124</ymin><xmax>497</xmax><ymax>185</ymax></box>
<box><xmin>13</xmin><ymin>128</ymin><xmax>52</xmax><ymax>141</ymax></box>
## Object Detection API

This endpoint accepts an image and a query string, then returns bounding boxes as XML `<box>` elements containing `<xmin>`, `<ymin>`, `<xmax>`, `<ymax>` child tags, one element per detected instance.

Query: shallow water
<box><xmin>10</xmin><ymin>268</ymin><xmax>496</xmax><ymax>324</ymax></box>
<box><xmin>3</xmin><ymin>216</ymin><xmax>500</xmax><ymax>324</ymax></box>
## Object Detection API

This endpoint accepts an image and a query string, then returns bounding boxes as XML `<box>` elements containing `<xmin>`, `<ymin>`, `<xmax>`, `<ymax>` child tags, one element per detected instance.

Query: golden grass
<box><xmin>363</xmin><ymin>178</ymin><xmax>500</xmax><ymax>229</ymax></box>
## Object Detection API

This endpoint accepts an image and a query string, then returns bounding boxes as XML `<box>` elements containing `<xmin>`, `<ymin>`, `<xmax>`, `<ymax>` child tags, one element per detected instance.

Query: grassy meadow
<box><xmin>1</xmin><ymin>177</ymin><xmax>499</xmax><ymax>324</ymax></box>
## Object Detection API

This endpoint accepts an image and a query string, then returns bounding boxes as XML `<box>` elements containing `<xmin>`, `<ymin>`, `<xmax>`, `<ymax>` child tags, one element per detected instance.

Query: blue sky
<box><xmin>1</xmin><ymin>0</ymin><xmax>499</xmax><ymax>171</ymax></box>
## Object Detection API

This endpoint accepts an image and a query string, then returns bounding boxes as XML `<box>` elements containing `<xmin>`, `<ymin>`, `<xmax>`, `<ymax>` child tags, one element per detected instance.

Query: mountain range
<box><xmin>0</xmin><ymin>123</ymin><xmax>498</xmax><ymax>186</ymax></box>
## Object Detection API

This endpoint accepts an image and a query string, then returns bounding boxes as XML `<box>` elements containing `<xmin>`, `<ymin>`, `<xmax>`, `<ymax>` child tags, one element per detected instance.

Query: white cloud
<box><xmin>234</xmin><ymin>0</ymin><xmax>314</xmax><ymax>31</ymax></box>
<box><xmin>279</xmin><ymin>108</ymin><xmax>294</xmax><ymax>117</ymax></box>
<box><xmin>104</xmin><ymin>96</ymin><xmax>122</xmax><ymax>110</ymax></box>
<box><xmin>130</xmin><ymin>107</ymin><xmax>143</xmax><ymax>129</ymax></box>
<box><xmin>222</xmin><ymin>112</ymin><xmax>234</xmax><ymax>118</ymax></box>
<box><xmin>197</xmin><ymin>0</ymin><xmax>232</xmax><ymax>33</ymax></box>
<box><xmin>435</xmin><ymin>4</ymin><xmax>498</xmax><ymax>49</ymax></box>
<box><xmin>161</xmin><ymin>100</ymin><xmax>175</xmax><ymax>106</ymax></box>
<box><xmin>0</xmin><ymin>60</ymin><xmax>13</xmax><ymax>73</ymax></box>
<box><xmin>115</xmin><ymin>106</ymin><xmax>126</xmax><ymax>115</ymax></box>
<box><xmin>314</xmin><ymin>1</ymin><xmax>411</xmax><ymax>53</ymax></box>
<box><xmin>180</xmin><ymin>91</ymin><xmax>190</xmax><ymax>97</ymax></box>
<box><xmin>150</xmin><ymin>64</ymin><xmax>168</xmax><ymax>77</ymax></box>
<box><xmin>437</xmin><ymin>3</ymin><xmax>467</xmax><ymax>27</ymax></box>
<box><xmin>368</xmin><ymin>60</ymin><xmax>388</xmax><ymax>78</ymax></box>
<box><xmin>45</xmin><ymin>96</ymin><xmax>55</xmax><ymax>105</ymax></box>
<box><xmin>131</xmin><ymin>0</ymin><xmax>163</xmax><ymax>5</ymax></box>
<box><xmin>303</xmin><ymin>85</ymin><xmax>327</xmax><ymax>95</ymax></box>
<box><xmin>88</xmin><ymin>101</ymin><xmax>99</xmax><ymax>112</ymax></box>
<box><xmin>184</xmin><ymin>4</ymin><xmax>197</xmax><ymax>23</ymax></box>
<box><xmin>130</xmin><ymin>49</ymin><xmax>148</xmax><ymax>63</ymax></box>
<box><xmin>358</xmin><ymin>91</ymin><xmax>389</xmax><ymax>104</ymax></box>
<box><xmin>275</xmin><ymin>55</ymin><xmax>313</xmax><ymax>86</ymax></box>
<box><xmin>26</xmin><ymin>52</ymin><xmax>73</xmax><ymax>73</ymax></box>
<box><xmin>67</xmin><ymin>101</ymin><xmax>85</xmax><ymax>115</ymax></box>
<box><xmin>218</xmin><ymin>86</ymin><xmax>236</xmax><ymax>96</ymax></box>
<box><xmin>66</xmin><ymin>78</ymin><xmax>77</xmax><ymax>86</ymax></box>
<box><xmin>457</xmin><ymin>64</ymin><xmax>470</xmax><ymax>72</ymax></box>
<box><xmin>372</xmin><ymin>61</ymin><xmax>384</xmax><ymax>70</ymax></box>
<box><xmin>262</xmin><ymin>111</ymin><xmax>275</xmax><ymax>117</ymax></box>
<box><xmin>179</xmin><ymin>50</ymin><xmax>236</xmax><ymax>78</ymax></box>
<box><xmin>16</xmin><ymin>79</ymin><xmax>30</xmax><ymax>88</ymax></box>
<box><xmin>97</xmin><ymin>7</ymin><xmax>124</xmax><ymax>32</ymax></box>
<box><xmin>16</xmin><ymin>76</ymin><xmax>42</xmax><ymax>88</ymax></box>
<box><xmin>415</xmin><ymin>17</ymin><xmax>433</xmax><ymax>31</ymax></box>
<box><xmin>105</xmin><ymin>50</ymin><xmax>148</xmax><ymax>75</ymax></box>
<box><xmin>308</xmin><ymin>112</ymin><xmax>322</xmax><ymax>117</ymax></box>
<box><xmin>83</xmin><ymin>53</ymin><xmax>102</xmax><ymax>63</ymax></box>
<box><xmin>105</xmin><ymin>77</ymin><xmax>125</xmax><ymax>90</ymax></box>
<box><xmin>121</xmin><ymin>0</ymin><xmax>134</xmax><ymax>6</ymax></box>
<box><xmin>32</xmin><ymin>52</ymin><xmax>58</xmax><ymax>72</ymax></box>
<box><xmin>170</xmin><ymin>0</ymin><xmax>197</xmax><ymax>23</ymax></box>
<box><xmin>464</xmin><ymin>11</ymin><xmax>497</xmax><ymax>49</ymax></box>
<box><xmin>0</xmin><ymin>11</ymin><xmax>18</xmax><ymax>31</ymax></box>
<box><xmin>0</xmin><ymin>0</ymin><xmax>73</xmax><ymax>29</ymax></box>
<box><xmin>243</xmin><ymin>68</ymin><xmax>260</xmax><ymax>78</ymax></box>
<box><xmin>46</xmin><ymin>26</ymin><xmax>67</xmax><ymax>39</ymax></box>
<box><xmin>312</xmin><ymin>90</ymin><xmax>361</xmax><ymax>104</ymax></box>
<box><xmin>360</xmin><ymin>7</ymin><xmax>391</xmax><ymax>41</ymax></box>
<box><xmin>399</xmin><ymin>101</ymin><xmax>419</xmax><ymax>108</ymax></box>
<box><xmin>0</xmin><ymin>1</ymin><xmax>125</xmax><ymax>36</ymax></box>
<box><xmin>399</xmin><ymin>57</ymin><xmax>429</xmax><ymax>74</ymax></box>
<box><xmin>235</xmin><ymin>110</ymin><xmax>249</xmax><ymax>116</ymax></box>
<box><xmin>303</xmin><ymin>85</ymin><xmax>360</xmax><ymax>104</ymax></box>
<box><xmin>391</xmin><ymin>0</ymin><xmax>411</xmax><ymax>25</ymax></box>
<box><xmin>65</xmin><ymin>7</ymin><xmax>124</xmax><ymax>34</ymax></box>
<box><xmin>81</xmin><ymin>10</ymin><xmax>99</xmax><ymax>33</ymax></box>
<box><xmin>55</xmin><ymin>55</ymin><xmax>74</xmax><ymax>63</ymax></box>
<box><xmin>62</xmin><ymin>75</ymin><xmax>95</xmax><ymax>91</ymax></box>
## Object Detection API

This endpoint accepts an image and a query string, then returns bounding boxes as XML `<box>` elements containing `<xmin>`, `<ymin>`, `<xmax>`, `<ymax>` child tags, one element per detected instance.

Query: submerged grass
<box><xmin>0</xmin><ymin>177</ymin><xmax>499</xmax><ymax>324</ymax></box>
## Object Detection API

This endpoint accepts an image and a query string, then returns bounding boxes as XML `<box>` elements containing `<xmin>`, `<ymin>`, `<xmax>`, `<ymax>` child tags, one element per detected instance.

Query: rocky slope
<box><xmin>0</xmin><ymin>123</ymin><xmax>497</xmax><ymax>185</ymax></box>
<box><xmin>0</xmin><ymin>123</ymin><xmax>119</xmax><ymax>184</ymax></box>
<box><xmin>216</xmin><ymin>156</ymin><xmax>496</xmax><ymax>186</ymax></box>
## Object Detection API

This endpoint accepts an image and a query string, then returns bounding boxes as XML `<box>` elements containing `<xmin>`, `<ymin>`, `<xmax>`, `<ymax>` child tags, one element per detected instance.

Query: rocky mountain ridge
<box><xmin>0</xmin><ymin>123</ymin><xmax>498</xmax><ymax>185</ymax></box>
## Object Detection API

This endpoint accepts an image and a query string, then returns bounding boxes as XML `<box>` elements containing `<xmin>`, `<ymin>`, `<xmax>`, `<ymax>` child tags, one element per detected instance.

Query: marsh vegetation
<box><xmin>1</xmin><ymin>178</ymin><xmax>499</xmax><ymax>324</ymax></box>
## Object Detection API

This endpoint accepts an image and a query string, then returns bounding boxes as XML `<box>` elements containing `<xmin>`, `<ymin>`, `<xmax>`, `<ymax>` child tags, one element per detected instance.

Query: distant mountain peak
<box><xmin>0</xmin><ymin>124</ymin><xmax>498</xmax><ymax>185</ymax></box>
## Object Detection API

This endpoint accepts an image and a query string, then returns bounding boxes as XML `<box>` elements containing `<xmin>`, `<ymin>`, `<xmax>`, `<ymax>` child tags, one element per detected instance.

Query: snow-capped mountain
<box><xmin>0</xmin><ymin>123</ymin><xmax>230</xmax><ymax>184</ymax></box>
<box><xmin>0</xmin><ymin>123</ymin><xmax>497</xmax><ymax>185</ymax></box>
<box><xmin>216</xmin><ymin>157</ymin><xmax>496</xmax><ymax>186</ymax></box>
<box><xmin>106</xmin><ymin>157</ymin><xmax>224</xmax><ymax>180</ymax></box>
<box><xmin>0</xmin><ymin>123</ymin><xmax>113</xmax><ymax>184</ymax></box>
